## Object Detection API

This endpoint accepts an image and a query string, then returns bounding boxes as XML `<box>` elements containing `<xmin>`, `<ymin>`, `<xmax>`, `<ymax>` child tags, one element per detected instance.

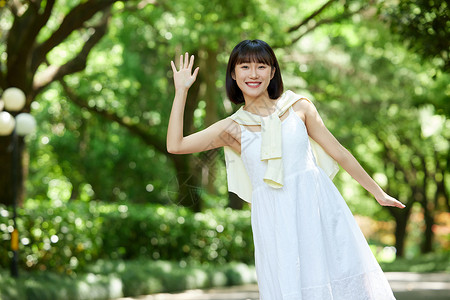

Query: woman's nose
<box><xmin>250</xmin><ymin>67</ymin><xmax>258</xmax><ymax>78</ymax></box>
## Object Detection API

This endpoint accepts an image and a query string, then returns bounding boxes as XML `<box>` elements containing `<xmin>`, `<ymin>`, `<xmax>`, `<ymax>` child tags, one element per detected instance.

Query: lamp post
<box><xmin>0</xmin><ymin>87</ymin><xmax>36</xmax><ymax>277</ymax></box>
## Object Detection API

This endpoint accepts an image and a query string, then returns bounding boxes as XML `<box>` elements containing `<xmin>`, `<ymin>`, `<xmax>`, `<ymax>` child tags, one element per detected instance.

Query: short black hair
<box><xmin>226</xmin><ymin>39</ymin><xmax>283</xmax><ymax>104</ymax></box>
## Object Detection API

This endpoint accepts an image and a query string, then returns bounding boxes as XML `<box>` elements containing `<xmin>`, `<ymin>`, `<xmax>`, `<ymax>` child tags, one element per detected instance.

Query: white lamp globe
<box><xmin>3</xmin><ymin>87</ymin><xmax>26</xmax><ymax>112</ymax></box>
<box><xmin>0</xmin><ymin>111</ymin><xmax>16</xmax><ymax>136</ymax></box>
<box><xmin>15</xmin><ymin>113</ymin><xmax>37</xmax><ymax>136</ymax></box>
<box><xmin>0</xmin><ymin>100</ymin><xmax>4</xmax><ymax>111</ymax></box>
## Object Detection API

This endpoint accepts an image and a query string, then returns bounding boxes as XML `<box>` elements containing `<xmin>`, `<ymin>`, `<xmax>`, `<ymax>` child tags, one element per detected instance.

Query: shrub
<box><xmin>379</xmin><ymin>251</ymin><xmax>450</xmax><ymax>273</ymax></box>
<box><xmin>0</xmin><ymin>259</ymin><xmax>257</xmax><ymax>300</ymax></box>
<box><xmin>0</xmin><ymin>200</ymin><xmax>254</xmax><ymax>274</ymax></box>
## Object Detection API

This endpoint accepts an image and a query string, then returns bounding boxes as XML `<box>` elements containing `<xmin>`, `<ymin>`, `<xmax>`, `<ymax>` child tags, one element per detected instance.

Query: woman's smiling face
<box><xmin>232</xmin><ymin>62</ymin><xmax>275</xmax><ymax>100</ymax></box>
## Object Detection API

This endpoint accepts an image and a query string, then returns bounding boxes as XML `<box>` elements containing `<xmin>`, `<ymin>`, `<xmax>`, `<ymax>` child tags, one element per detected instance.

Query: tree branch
<box><xmin>288</xmin><ymin>17</ymin><xmax>340</xmax><ymax>46</ymax></box>
<box><xmin>287</xmin><ymin>0</ymin><xmax>338</xmax><ymax>33</ymax></box>
<box><xmin>5</xmin><ymin>2</ymin><xmax>44</xmax><ymax>90</ymax></box>
<box><xmin>35</xmin><ymin>0</ymin><xmax>56</xmax><ymax>35</ymax></box>
<box><xmin>32</xmin><ymin>10</ymin><xmax>111</xmax><ymax>96</ymax></box>
<box><xmin>31</xmin><ymin>0</ymin><xmax>117</xmax><ymax>72</ymax></box>
<box><xmin>59</xmin><ymin>79</ymin><xmax>168</xmax><ymax>155</ymax></box>
<box><xmin>275</xmin><ymin>2</ymin><xmax>368</xmax><ymax>48</ymax></box>
<box><xmin>7</xmin><ymin>0</ymin><xmax>55</xmax><ymax>65</ymax></box>
<box><xmin>9</xmin><ymin>0</ymin><xmax>22</xmax><ymax>17</ymax></box>
<box><xmin>15</xmin><ymin>0</ymin><xmax>56</xmax><ymax>68</ymax></box>
<box><xmin>25</xmin><ymin>0</ymin><xmax>40</xmax><ymax>10</ymax></box>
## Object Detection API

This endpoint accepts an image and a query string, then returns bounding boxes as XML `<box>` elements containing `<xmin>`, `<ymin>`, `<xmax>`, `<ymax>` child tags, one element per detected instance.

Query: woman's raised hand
<box><xmin>171</xmin><ymin>52</ymin><xmax>200</xmax><ymax>91</ymax></box>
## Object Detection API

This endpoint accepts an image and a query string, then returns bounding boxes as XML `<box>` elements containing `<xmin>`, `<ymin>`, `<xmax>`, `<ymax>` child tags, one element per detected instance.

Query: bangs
<box><xmin>235</xmin><ymin>46</ymin><xmax>274</xmax><ymax>66</ymax></box>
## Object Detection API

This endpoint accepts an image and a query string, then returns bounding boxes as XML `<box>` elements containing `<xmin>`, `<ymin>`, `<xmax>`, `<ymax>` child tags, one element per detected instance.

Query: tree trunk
<box><xmin>170</xmin><ymin>154</ymin><xmax>202</xmax><ymax>212</ymax></box>
<box><xmin>421</xmin><ymin>203</ymin><xmax>434</xmax><ymax>253</ymax></box>
<box><xmin>0</xmin><ymin>134</ymin><xmax>25</xmax><ymax>207</ymax></box>
<box><xmin>202</xmin><ymin>49</ymin><xmax>219</xmax><ymax>195</ymax></box>
<box><xmin>0</xmin><ymin>136</ymin><xmax>14</xmax><ymax>206</ymax></box>
<box><xmin>392</xmin><ymin>207</ymin><xmax>411</xmax><ymax>257</ymax></box>
<box><xmin>420</xmin><ymin>156</ymin><xmax>435</xmax><ymax>253</ymax></box>
<box><xmin>394</xmin><ymin>214</ymin><xmax>407</xmax><ymax>257</ymax></box>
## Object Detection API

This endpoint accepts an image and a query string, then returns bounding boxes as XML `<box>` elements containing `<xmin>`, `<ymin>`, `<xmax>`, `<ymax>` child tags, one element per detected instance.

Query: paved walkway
<box><xmin>119</xmin><ymin>272</ymin><xmax>450</xmax><ymax>300</ymax></box>
<box><xmin>387</xmin><ymin>272</ymin><xmax>450</xmax><ymax>300</ymax></box>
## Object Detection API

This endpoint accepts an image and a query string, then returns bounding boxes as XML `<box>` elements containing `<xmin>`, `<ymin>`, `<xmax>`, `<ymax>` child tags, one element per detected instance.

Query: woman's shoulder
<box><xmin>211</xmin><ymin>117</ymin><xmax>241</xmax><ymax>149</ymax></box>
<box><xmin>291</xmin><ymin>97</ymin><xmax>316</xmax><ymax>123</ymax></box>
<box><xmin>209</xmin><ymin>117</ymin><xmax>240</xmax><ymax>137</ymax></box>
<box><xmin>221</xmin><ymin>117</ymin><xmax>240</xmax><ymax>135</ymax></box>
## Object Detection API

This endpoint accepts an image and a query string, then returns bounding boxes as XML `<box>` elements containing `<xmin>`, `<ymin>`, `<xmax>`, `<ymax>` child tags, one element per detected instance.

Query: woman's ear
<box><xmin>271</xmin><ymin>67</ymin><xmax>275</xmax><ymax>80</ymax></box>
<box><xmin>231</xmin><ymin>71</ymin><xmax>236</xmax><ymax>80</ymax></box>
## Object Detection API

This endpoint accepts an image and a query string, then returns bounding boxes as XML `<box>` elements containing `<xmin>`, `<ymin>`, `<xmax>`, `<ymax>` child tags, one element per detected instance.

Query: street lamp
<box><xmin>0</xmin><ymin>87</ymin><xmax>36</xmax><ymax>277</ymax></box>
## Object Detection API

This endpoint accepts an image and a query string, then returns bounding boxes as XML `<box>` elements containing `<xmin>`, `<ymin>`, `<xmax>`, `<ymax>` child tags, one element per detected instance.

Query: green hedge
<box><xmin>380</xmin><ymin>251</ymin><xmax>450</xmax><ymax>273</ymax></box>
<box><xmin>0</xmin><ymin>259</ymin><xmax>257</xmax><ymax>300</ymax></box>
<box><xmin>0</xmin><ymin>200</ymin><xmax>254</xmax><ymax>273</ymax></box>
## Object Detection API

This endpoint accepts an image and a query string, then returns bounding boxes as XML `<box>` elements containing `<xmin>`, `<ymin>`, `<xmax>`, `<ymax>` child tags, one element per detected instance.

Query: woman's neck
<box><xmin>242</xmin><ymin>94</ymin><xmax>279</xmax><ymax>116</ymax></box>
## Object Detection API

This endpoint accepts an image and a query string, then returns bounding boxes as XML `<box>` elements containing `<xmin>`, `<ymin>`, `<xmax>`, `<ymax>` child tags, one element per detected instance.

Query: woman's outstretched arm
<box><xmin>167</xmin><ymin>52</ymin><xmax>238</xmax><ymax>154</ymax></box>
<box><xmin>296</xmin><ymin>100</ymin><xmax>406</xmax><ymax>209</ymax></box>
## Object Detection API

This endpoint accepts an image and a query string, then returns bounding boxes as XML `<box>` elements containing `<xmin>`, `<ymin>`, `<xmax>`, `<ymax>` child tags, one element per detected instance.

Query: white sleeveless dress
<box><xmin>239</xmin><ymin>106</ymin><xmax>396</xmax><ymax>300</ymax></box>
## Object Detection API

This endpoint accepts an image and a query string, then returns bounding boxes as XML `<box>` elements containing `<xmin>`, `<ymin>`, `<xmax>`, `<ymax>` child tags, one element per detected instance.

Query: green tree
<box><xmin>0</xmin><ymin>0</ymin><xmax>131</xmax><ymax>205</ymax></box>
<box><xmin>379</xmin><ymin>0</ymin><xmax>449</xmax><ymax>72</ymax></box>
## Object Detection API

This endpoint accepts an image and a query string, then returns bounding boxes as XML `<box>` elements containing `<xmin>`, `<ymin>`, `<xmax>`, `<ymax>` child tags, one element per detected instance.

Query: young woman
<box><xmin>167</xmin><ymin>39</ymin><xmax>405</xmax><ymax>299</ymax></box>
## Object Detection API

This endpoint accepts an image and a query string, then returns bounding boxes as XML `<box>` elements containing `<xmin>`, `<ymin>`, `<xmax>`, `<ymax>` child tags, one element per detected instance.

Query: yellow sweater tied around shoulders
<box><xmin>224</xmin><ymin>90</ymin><xmax>339</xmax><ymax>203</ymax></box>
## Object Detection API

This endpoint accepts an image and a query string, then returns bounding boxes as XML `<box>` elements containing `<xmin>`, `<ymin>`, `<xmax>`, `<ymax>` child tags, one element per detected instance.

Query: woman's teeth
<box><xmin>246</xmin><ymin>82</ymin><xmax>261</xmax><ymax>87</ymax></box>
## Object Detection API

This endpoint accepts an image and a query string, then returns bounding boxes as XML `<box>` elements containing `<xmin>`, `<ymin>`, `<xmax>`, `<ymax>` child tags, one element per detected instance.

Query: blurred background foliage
<box><xmin>0</xmin><ymin>0</ymin><xmax>448</xmax><ymax>294</ymax></box>
<box><xmin>0</xmin><ymin>201</ymin><xmax>254</xmax><ymax>273</ymax></box>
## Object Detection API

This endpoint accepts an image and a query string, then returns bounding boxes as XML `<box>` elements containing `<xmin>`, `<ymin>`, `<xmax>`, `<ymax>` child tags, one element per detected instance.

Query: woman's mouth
<box><xmin>246</xmin><ymin>82</ymin><xmax>261</xmax><ymax>88</ymax></box>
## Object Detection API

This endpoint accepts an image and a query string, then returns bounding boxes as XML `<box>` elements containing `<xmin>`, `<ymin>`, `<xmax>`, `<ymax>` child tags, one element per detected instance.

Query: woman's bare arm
<box><xmin>295</xmin><ymin>100</ymin><xmax>405</xmax><ymax>209</ymax></box>
<box><xmin>166</xmin><ymin>52</ymin><xmax>238</xmax><ymax>154</ymax></box>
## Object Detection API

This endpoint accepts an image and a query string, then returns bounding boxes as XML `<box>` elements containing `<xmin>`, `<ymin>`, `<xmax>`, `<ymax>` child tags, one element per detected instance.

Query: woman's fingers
<box><xmin>376</xmin><ymin>193</ymin><xmax>406</xmax><ymax>209</ymax></box>
<box><xmin>395</xmin><ymin>200</ymin><xmax>406</xmax><ymax>208</ymax></box>
<box><xmin>175</xmin><ymin>53</ymin><xmax>193</xmax><ymax>70</ymax></box>
<box><xmin>172</xmin><ymin>52</ymin><xmax>198</xmax><ymax>80</ymax></box>
<box><xmin>188</xmin><ymin>55</ymin><xmax>194</xmax><ymax>70</ymax></box>
<box><xmin>389</xmin><ymin>196</ymin><xmax>406</xmax><ymax>208</ymax></box>
<box><xmin>171</xmin><ymin>60</ymin><xmax>177</xmax><ymax>73</ymax></box>
<box><xmin>184</xmin><ymin>52</ymin><xmax>189</xmax><ymax>68</ymax></box>
<box><xmin>383</xmin><ymin>197</ymin><xmax>406</xmax><ymax>209</ymax></box>
<box><xmin>192</xmin><ymin>66</ymin><xmax>199</xmax><ymax>79</ymax></box>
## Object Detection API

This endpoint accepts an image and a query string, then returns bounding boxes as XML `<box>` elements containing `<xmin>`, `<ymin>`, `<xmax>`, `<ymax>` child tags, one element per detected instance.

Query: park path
<box><xmin>118</xmin><ymin>272</ymin><xmax>450</xmax><ymax>300</ymax></box>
